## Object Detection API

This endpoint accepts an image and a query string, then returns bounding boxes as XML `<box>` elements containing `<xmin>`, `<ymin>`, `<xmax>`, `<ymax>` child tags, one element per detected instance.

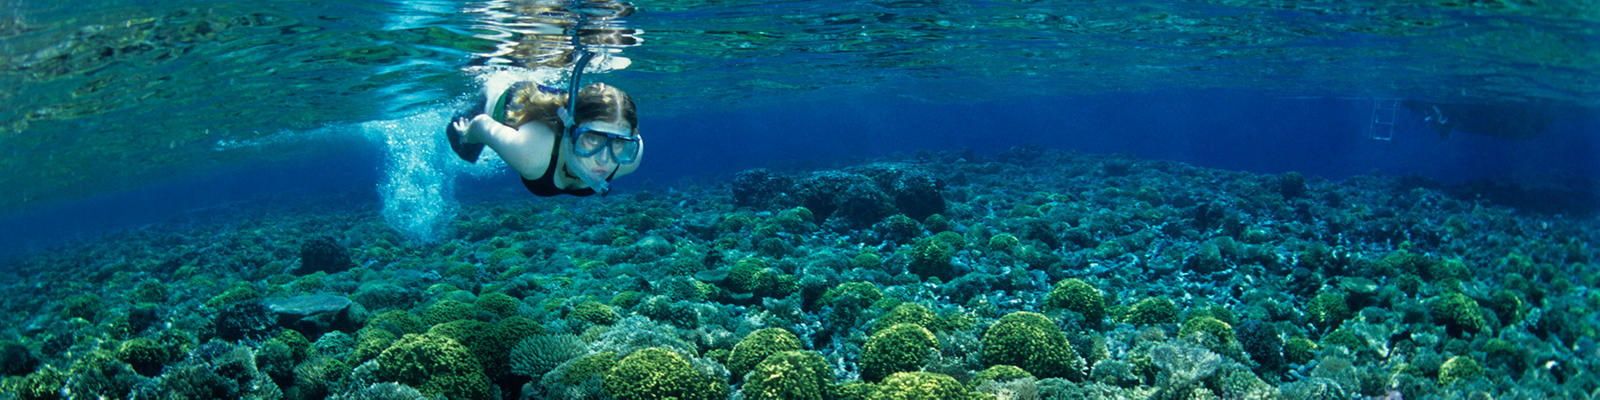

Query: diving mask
<box><xmin>571</xmin><ymin>125</ymin><xmax>641</xmax><ymax>164</ymax></box>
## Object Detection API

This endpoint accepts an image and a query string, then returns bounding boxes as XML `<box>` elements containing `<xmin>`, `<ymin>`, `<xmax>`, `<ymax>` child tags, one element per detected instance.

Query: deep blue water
<box><xmin>3</xmin><ymin>89</ymin><xmax>1595</xmax><ymax>260</ymax></box>
<box><xmin>5</xmin><ymin>0</ymin><xmax>1599</xmax><ymax>262</ymax></box>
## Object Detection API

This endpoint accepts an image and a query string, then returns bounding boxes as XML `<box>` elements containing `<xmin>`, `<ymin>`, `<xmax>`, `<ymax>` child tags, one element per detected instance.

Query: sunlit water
<box><xmin>1</xmin><ymin>0</ymin><xmax>1597</xmax><ymax>248</ymax></box>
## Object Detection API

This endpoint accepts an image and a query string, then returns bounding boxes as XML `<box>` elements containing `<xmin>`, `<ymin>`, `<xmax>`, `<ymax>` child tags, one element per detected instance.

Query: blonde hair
<box><xmin>573</xmin><ymin>82</ymin><xmax>637</xmax><ymax>135</ymax></box>
<box><xmin>506</xmin><ymin>84</ymin><xmax>564</xmax><ymax>129</ymax></box>
<box><xmin>505</xmin><ymin>82</ymin><xmax>637</xmax><ymax>135</ymax></box>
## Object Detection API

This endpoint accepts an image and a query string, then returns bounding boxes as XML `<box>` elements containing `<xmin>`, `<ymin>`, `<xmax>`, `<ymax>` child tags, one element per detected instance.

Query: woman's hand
<box><xmin>451</xmin><ymin>116</ymin><xmax>474</xmax><ymax>134</ymax></box>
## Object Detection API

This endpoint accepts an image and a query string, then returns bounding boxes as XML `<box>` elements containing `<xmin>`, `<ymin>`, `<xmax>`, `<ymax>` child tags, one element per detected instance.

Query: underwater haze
<box><xmin>1</xmin><ymin>0</ymin><xmax>1599</xmax><ymax>399</ymax></box>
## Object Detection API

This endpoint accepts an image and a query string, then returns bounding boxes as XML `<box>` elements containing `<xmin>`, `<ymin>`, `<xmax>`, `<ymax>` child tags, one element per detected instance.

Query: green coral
<box><xmin>487</xmin><ymin>248</ymin><xmax>524</xmax><ymax>266</ymax></box>
<box><xmin>368</xmin><ymin>334</ymin><xmax>493</xmax><ymax>400</ymax></box>
<box><xmin>256</xmin><ymin>338</ymin><xmax>297</xmax><ymax>385</ymax></box>
<box><xmin>474</xmin><ymin>292</ymin><xmax>522</xmax><ymax>318</ymax></box>
<box><xmin>923</xmin><ymin>214</ymin><xmax>952</xmax><ymax>233</ymax></box>
<box><xmin>1318</xmin><ymin>328</ymin><xmax>1366</xmax><ymax>355</ymax></box>
<box><xmin>116</xmin><ymin>337</ymin><xmax>177</xmax><ymax>376</ymax></box>
<box><xmin>293</xmin><ymin>356</ymin><xmax>350</xmax><ymax>399</ymax></box>
<box><xmin>1284</xmin><ymin>337</ymin><xmax>1317</xmax><ymax>365</ymax></box>
<box><xmin>291</xmin><ymin>271</ymin><xmax>327</xmax><ymax>292</ymax></box>
<box><xmin>716</xmin><ymin>213</ymin><xmax>756</xmax><ymax>234</ymax></box>
<box><xmin>932</xmin><ymin>231</ymin><xmax>966</xmax><ymax>250</ymax></box>
<box><xmin>427</xmin><ymin>316</ymin><xmax>544</xmax><ymax>379</ymax></box>
<box><xmin>275</xmin><ymin>330</ymin><xmax>311</xmax><ymax>362</ymax></box>
<box><xmin>1377</xmin><ymin>249</ymin><xmax>1471</xmax><ymax>283</ymax></box>
<box><xmin>907</xmin><ymin>237</ymin><xmax>955</xmax><ymax>280</ymax></box>
<box><xmin>727</xmin><ymin>257</ymin><xmax>799</xmax><ymax>298</ymax></box>
<box><xmin>871</xmin><ymin>302</ymin><xmax>941</xmax><ymax>334</ymax></box>
<box><xmin>1429</xmin><ymin>293</ymin><xmax>1488</xmax><ymax>337</ymax></box>
<box><xmin>204</xmin><ymin>284</ymin><xmax>261</xmax><ymax>308</ymax></box>
<box><xmin>775</xmin><ymin>207</ymin><xmax>815</xmax><ymax>231</ymax></box>
<box><xmin>549</xmin><ymin>351</ymin><xmax>617</xmax><ymax>387</ymax></box>
<box><xmin>885</xmin><ymin>214</ymin><xmax>921</xmax><ymax>239</ymax></box>
<box><xmin>602</xmin><ymin>347</ymin><xmax>729</xmax><ymax>400</ymax></box>
<box><xmin>130</xmin><ymin>280</ymin><xmax>169</xmax><ymax>303</ymax></box>
<box><xmin>611</xmin><ymin>291</ymin><xmax>644</xmax><ymax>309</ymax></box>
<box><xmin>1486</xmin><ymin>289</ymin><xmax>1525</xmax><ymax>324</ymax></box>
<box><xmin>351</xmin><ymin>328</ymin><xmax>398</xmax><ymax>364</ymax></box>
<box><xmin>61</xmin><ymin>294</ymin><xmax>104</xmax><ymax>321</ymax></box>
<box><xmin>741</xmin><ymin>350</ymin><xmax>832</xmax><ymax>400</ymax></box>
<box><xmin>421</xmin><ymin>299</ymin><xmax>479</xmax><ymax>326</ymax></box>
<box><xmin>861</xmin><ymin>323</ymin><xmax>939</xmax><ymax>381</ymax></box>
<box><xmin>987</xmin><ymin>233</ymin><xmax>1020</xmax><ymax>254</ymax></box>
<box><xmin>1305</xmin><ymin>291</ymin><xmax>1351</xmax><ymax>331</ymax></box>
<box><xmin>1438</xmin><ymin>355</ymin><xmax>1485</xmax><ymax>385</ymax></box>
<box><xmin>1045</xmin><ymin>279</ymin><xmax>1106</xmax><ymax>326</ymax></box>
<box><xmin>1185</xmin><ymin>305</ymin><xmax>1237</xmax><ymax>326</ymax></box>
<box><xmin>3</xmin><ymin>365</ymin><xmax>64</xmax><ymax>400</ymax></box>
<box><xmin>62</xmin><ymin>350</ymin><xmax>141</xmax><ymax>398</ymax></box>
<box><xmin>366</xmin><ymin>310</ymin><xmax>425</xmax><ymax>335</ymax></box>
<box><xmin>871</xmin><ymin>371</ymin><xmax>983</xmax><ymax>400</ymax></box>
<box><xmin>728</xmin><ymin>327</ymin><xmax>803</xmax><ymax>380</ymax></box>
<box><xmin>980</xmin><ymin>311</ymin><xmax>1082</xmax><ymax>380</ymax></box>
<box><xmin>1429</xmin><ymin>258</ymin><xmax>1470</xmax><ymax>284</ymax></box>
<box><xmin>1178</xmin><ymin>316</ymin><xmax>1236</xmax><ymax>343</ymax></box>
<box><xmin>729</xmin><ymin>257</ymin><xmax>770</xmax><ymax>293</ymax></box>
<box><xmin>970</xmin><ymin>364</ymin><xmax>1034</xmax><ymax>386</ymax></box>
<box><xmin>569</xmin><ymin>301</ymin><xmax>620</xmax><ymax>326</ymax></box>
<box><xmin>821</xmin><ymin>281</ymin><xmax>885</xmax><ymax>328</ymax></box>
<box><xmin>1125</xmin><ymin>297</ymin><xmax>1178</xmax><ymax>325</ymax></box>
<box><xmin>836</xmin><ymin>382</ymin><xmax>880</xmax><ymax>400</ymax></box>
<box><xmin>821</xmin><ymin>282</ymin><xmax>884</xmax><ymax>307</ymax></box>
<box><xmin>1184</xmin><ymin>243</ymin><xmax>1227</xmax><ymax>273</ymax></box>
<box><xmin>851</xmin><ymin>251</ymin><xmax>884</xmax><ymax>271</ymax></box>
<box><xmin>1482</xmin><ymin>338</ymin><xmax>1527</xmax><ymax>371</ymax></box>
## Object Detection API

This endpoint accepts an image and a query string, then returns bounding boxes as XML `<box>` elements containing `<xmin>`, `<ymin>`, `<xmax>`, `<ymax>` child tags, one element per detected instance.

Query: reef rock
<box><xmin>264</xmin><ymin>294</ymin><xmax>358</xmax><ymax>338</ymax></box>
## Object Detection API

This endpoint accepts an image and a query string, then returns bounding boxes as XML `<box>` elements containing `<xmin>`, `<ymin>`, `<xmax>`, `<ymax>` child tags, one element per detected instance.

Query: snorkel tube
<box><xmin>563</xmin><ymin>52</ymin><xmax>614</xmax><ymax>196</ymax></box>
<box><xmin>561</xmin><ymin>11</ymin><xmax>617</xmax><ymax>196</ymax></box>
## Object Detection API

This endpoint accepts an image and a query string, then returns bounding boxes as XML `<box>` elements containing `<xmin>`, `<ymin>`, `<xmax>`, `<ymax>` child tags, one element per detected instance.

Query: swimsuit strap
<box><xmin>521</xmin><ymin>132</ymin><xmax>596</xmax><ymax>197</ymax></box>
<box><xmin>490</xmin><ymin>82</ymin><xmax>520</xmax><ymax>125</ymax></box>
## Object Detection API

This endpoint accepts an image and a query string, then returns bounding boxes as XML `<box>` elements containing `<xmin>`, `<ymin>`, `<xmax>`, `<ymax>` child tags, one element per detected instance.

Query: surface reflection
<box><xmin>472</xmin><ymin>0</ymin><xmax>642</xmax><ymax>73</ymax></box>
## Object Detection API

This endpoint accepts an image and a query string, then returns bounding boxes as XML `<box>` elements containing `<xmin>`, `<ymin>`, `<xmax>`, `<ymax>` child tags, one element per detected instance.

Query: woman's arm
<box><xmin>460</xmin><ymin>114</ymin><xmax>516</xmax><ymax>145</ymax></box>
<box><xmin>460</xmin><ymin>114</ymin><xmax>559</xmax><ymax>180</ymax></box>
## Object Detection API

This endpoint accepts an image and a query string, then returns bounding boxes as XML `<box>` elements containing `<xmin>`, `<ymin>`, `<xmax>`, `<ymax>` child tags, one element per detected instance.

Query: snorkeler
<box><xmin>443</xmin><ymin>79</ymin><xmax>642</xmax><ymax>197</ymax></box>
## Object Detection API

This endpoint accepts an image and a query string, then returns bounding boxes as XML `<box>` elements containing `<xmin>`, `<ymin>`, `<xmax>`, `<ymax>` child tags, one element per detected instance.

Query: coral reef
<box><xmin>0</xmin><ymin>148</ymin><xmax>1595</xmax><ymax>399</ymax></box>
<box><xmin>860</xmin><ymin>323</ymin><xmax>939</xmax><ymax>381</ymax></box>
<box><xmin>980</xmin><ymin>312</ymin><xmax>1084</xmax><ymax>380</ymax></box>
<box><xmin>603</xmin><ymin>347</ymin><xmax>728</xmax><ymax>400</ymax></box>
<box><xmin>727</xmin><ymin>328</ymin><xmax>803</xmax><ymax>380</ymax></box>
<box><xmin>739</xmin><ymin>350</ymin><xmax>832</xmax><ymax>400</ymax></box>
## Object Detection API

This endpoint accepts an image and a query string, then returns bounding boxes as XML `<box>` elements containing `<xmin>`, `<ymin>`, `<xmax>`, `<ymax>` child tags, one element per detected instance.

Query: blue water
<box><xmin>3</xmin><ymin>89</ymin><xmax>1595</xmax><ymax>258</ymax></box>
<box><xmin>3</xmin><ymin>0</ymin><xmax>1597</xmax><ymax>255</ymax></box>
<box><xmin>5</xmin><ymin>2</ymin><xmax>1600</xmax><ymax>398</ymax></box>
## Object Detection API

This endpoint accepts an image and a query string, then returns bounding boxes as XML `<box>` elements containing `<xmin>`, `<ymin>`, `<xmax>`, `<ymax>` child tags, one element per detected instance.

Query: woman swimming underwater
<box><xmin>445</xmin><ymin>78</ymin><xmax>642</xmax><ymax>197</ymax></box>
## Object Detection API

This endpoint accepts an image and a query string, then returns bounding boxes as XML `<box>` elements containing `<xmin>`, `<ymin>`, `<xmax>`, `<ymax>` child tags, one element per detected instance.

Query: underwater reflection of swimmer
<box><xmin>1405</xmin><ymin>101</ymin><xmax>1558</xmax><ymax>140</ymax></box>
<box><xmin>444</xmin><ymin>81</ymin><xmax>642</xmax><ymax>197</ymax></box>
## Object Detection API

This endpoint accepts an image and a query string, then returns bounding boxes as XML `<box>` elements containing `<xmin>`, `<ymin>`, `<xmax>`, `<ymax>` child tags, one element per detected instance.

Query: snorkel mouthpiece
<box><xmin>577</xmin><ymin>168</ymin><xmax>612</xmax><ymax>196</ymax></box>
<box><xmin>567</xmin><ymin>136</ymin><xmax>613</xmax><ymax>196</ymax></box>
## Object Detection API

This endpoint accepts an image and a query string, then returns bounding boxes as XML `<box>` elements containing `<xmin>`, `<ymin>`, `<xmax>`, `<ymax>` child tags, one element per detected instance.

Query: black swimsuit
<box><xmin>521</xmin><ymin>138</ymin><xmax>597</xmax><ymax>197</ymax></box>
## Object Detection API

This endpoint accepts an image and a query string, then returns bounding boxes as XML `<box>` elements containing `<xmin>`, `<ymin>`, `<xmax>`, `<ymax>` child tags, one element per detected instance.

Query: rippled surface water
<box><xmin>1</xmin><ymin>0</ymin><xmax>1596</xmax><ymax>213</ymax></box>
